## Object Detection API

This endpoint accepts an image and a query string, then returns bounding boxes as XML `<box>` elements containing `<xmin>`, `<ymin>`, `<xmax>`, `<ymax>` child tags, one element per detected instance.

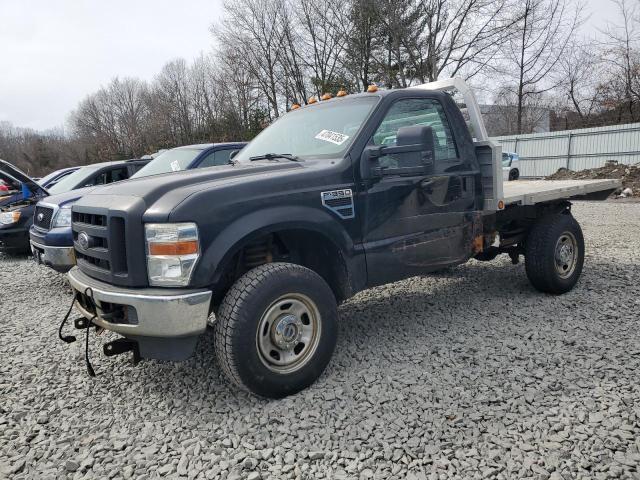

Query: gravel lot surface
<box><xmin>1</xmin><ymin>201</ymin><xmax>640</xmax><ymax>480</ymax></box>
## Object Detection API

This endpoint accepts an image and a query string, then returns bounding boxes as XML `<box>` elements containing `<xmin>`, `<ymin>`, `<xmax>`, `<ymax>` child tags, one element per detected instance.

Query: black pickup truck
<box><xmin>62</xmin><ymin>79</ymin><xmax>619</xmax><ymax>398</ymax></box>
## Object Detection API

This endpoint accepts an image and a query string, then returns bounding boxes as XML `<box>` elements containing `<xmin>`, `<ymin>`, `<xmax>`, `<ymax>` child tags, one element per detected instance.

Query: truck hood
<box><xmin>79</xmin><ymin>161</ymin><xmax>303</xmax><ymax>207</ymax></box>
<box><xmin>0</xmin><ymin>159</ymin><xmax>49</xmax><ymax>197</ymax></box>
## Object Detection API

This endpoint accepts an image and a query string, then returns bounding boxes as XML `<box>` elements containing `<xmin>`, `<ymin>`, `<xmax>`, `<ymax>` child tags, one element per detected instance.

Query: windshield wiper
<box><xmin>249</xmin><ymin>153</ymin><xmax>301</xmax><ymax>162</ymax></box>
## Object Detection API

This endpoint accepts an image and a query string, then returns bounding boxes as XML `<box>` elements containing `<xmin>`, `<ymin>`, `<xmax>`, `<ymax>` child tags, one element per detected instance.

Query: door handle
<box><xmin>420</xmin><ymin>179</ymin><xmax>436</xmax><ymax>193</ymax></box>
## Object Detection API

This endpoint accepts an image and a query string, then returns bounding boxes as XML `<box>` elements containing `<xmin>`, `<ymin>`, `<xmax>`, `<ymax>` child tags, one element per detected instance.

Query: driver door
<box><xmin>361</xmin><ymin>97</ymin><xmax>478</xmax><ymax>286</ymax></box>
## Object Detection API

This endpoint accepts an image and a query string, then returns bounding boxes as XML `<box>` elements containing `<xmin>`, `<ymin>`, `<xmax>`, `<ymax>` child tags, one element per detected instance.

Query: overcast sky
<box><xmin>0</xmin><ymin>0</ymin><xmax>619</xmax><ymax>131</ymax></box>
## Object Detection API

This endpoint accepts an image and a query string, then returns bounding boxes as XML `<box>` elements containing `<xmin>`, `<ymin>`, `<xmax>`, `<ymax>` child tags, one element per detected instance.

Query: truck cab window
<box><xmin>372</xmin><ymin>98</ymin><xmax>458</xmax><ymax>168</ymax></box>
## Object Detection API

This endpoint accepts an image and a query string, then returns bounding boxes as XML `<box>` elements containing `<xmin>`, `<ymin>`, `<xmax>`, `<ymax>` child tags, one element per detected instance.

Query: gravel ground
<box><xmin>1</xmin><ymin>201</ymin><xmax>640</xmax><ymax>480</ymax></box>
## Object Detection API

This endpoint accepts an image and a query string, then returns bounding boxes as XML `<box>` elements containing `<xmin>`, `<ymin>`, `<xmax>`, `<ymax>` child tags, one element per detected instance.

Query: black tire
<box><xmin>214</xmin><ymin>262</ymin><xmax>338</xmax><ymax>398</ymax></box>
<box><xmin>525</xmin><ymin>213</ymin><xmax>584</xmax><ymax>294</ymax></box>
<box><xmin>509</xmin><ymin>169</ymin><xmax>519</xmax><ymax>181</ymax></box>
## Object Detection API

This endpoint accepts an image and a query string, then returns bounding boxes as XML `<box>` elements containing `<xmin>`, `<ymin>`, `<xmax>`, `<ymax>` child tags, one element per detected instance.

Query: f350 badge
<box><xmin>321</xmin><ymin>189</ymin><xmax>355</xmax><ymax>219</ymax></box>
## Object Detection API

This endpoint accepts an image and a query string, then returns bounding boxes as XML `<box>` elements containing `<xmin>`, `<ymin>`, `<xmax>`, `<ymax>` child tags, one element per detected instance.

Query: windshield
<box><xmin>38</xmin><ymin>170</ymin><xmax>63</xmax><ymax>186</ymax></box>
<box><xmin>47</xmin><ymin>165</ymin><xmax>100</xmax><ymax>195</ymax></box>
<box><xmin>234</xmin><ymin>97</ymin><xmax>379</xmax><ymax>162</ymax></box>
<box><xmin>131</xmin><ymin>148</ymin><xmax>204</xmax><ymax>178</ymax></box>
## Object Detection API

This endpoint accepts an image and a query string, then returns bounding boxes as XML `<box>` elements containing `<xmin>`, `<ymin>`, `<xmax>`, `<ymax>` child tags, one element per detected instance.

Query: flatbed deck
<box><xmin>502</xmin><ymin>179</ymin><xmax>622</xmax><ymax>206</ymax></box>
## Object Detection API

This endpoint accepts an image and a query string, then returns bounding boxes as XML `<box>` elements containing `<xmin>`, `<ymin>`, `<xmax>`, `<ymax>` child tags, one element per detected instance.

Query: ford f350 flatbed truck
<box><xmin>60</xmin><ymin>78</ymin><xmax>620</xmax><ymax>398</ymax></box>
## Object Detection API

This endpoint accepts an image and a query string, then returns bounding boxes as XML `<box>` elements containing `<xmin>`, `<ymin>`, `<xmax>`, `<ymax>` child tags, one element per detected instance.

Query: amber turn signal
<box><xmin>148</xmin><ymin>240</ymin><xmax>198</xmax><ymax>256</ymax></box>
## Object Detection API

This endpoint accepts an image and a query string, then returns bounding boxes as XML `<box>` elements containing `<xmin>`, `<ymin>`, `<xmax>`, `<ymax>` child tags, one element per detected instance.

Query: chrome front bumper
<box><xmin>66</xmin><ymin>267</ymin><xmax>212</xmax><ymax>338</ymax></box>
<box><xmin>31</xmin><ymin>241</ymin><xmax>76</xmax><ymax>272</ymax></box>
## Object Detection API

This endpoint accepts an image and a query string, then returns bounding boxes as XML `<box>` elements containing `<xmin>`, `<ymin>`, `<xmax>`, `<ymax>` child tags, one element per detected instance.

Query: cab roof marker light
<box><xmin>336</xmin><ymin>90</ymin><xmax>348</xmax><ymax>97</ymax></box>
<box><xmin>367</xmin><ymin>85</ymin><xmax>378</xmax><ymax>93</ymax></box>
<box><xmin>308</xmin><ymin>96</ymin><xmax>318</xmax><ymax>104</ymax></box>
<box><xmin>321</xmin><ymin>93</ymin><xmax>332</xmax><ymax>100</ymax></box>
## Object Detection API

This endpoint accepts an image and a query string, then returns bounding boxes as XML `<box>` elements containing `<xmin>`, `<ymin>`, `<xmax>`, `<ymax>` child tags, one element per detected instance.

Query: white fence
<box><xmin>492</xmin><ymin>123</ymin><xmax>640</xmax><ymax>177</ymax></box>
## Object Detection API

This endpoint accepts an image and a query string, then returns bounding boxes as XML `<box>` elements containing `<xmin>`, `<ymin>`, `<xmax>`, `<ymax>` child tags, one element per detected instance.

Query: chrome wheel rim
<box><xmin>554</xmin><ymin>232</ymin><xmax>578</xmax><ymax>279</ymax></box>
<box><xmin>256</xmin><ymin>293</ymin><xmax>321</xmax><ymax>373</ymax></box>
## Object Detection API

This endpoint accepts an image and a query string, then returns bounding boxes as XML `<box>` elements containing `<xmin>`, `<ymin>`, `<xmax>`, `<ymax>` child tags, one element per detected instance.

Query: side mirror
<box><xmin>394</xmin><ymin>125</ymin><xmax>435</xmax><ymax>168</ymax></box>
<box><xmin>362</xmin><ymin>125</ymin><xmax>435</xmax><ymax>177</ymax></box>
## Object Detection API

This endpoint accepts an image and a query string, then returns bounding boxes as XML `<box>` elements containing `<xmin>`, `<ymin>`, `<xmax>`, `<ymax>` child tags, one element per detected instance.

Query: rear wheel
<box><xmin>509</xmin><ymin>168</ymin><xmax>519</xmax><ymax>181</ymax></box>
<box><xmin>214</xmin><ymin>263</ymin><xmax>338</xmax><ymax>398</ymax></box>
<box><xmin>525</xmin><ymin>213</ymin><xmax>584</xmax><ymax>294</ymax></box>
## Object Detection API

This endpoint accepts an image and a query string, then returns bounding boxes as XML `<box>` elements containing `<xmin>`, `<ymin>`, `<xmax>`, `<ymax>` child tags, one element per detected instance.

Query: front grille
<box><xmin>74</xmin><ymin>212</ymin><xmax>107</xmax><ymax>226</ymax></box>
<box><xmin>72</xmin><ymin>211</ymin><xmax>126</xmax><ymax>276</ymax></box>
<box><xmin>34</xmin><ymin>205</ymin><xmax>54</xmax><ymax>230</ymax></box>
<box><xmin>72</xmin><ymin>197</ymin><xmax>148</xmax><ymax>287</ymax></box>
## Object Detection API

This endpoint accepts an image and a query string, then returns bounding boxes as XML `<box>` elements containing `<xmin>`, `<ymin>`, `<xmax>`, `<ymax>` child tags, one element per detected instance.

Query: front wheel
<box><xmin>214</xmin><ymin>263</ymin><xmax>338</xmax><ymax>398</ymax></box>
<box><xmin>525</xmin><ymin>213</ymin><xmax>584</xmax><ymax>294</ymax></box>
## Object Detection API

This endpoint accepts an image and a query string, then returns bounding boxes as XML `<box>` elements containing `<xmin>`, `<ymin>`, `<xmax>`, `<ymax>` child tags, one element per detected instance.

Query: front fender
<box><xmin>191</xmin><ymin>205</ymin><xmax>357</xmax><ymax>288</ymax></box>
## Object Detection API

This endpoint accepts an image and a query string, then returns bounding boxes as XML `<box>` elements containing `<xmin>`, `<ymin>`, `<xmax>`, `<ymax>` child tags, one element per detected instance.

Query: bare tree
<box><xmin>152</xmin><ymin>59</ymin><xmax>194</xmax><ymax>145</ymax></box>
<box><xmin>214</xmin><ymin>0</ymin><xmax>287</xmax><ymax>119</ymax></box>
<box><xmin>295</xmin><ymin>0</ymin><xmax>347</xmax><ymax>96</ymax></box>
<box><xmin>502</xmin><ymin>0</ymin><xmax>582</xmax><ymax>133</ymax></box>
<box><xmin>399</xmin><ymin>0</ymin><xmax>515</xmax><ymax>83</ymax></box>
<box><xmin>214</xmin><ymin>44</ymin><xmax>267</xmax><ymax>138</ymax></box>
<box><xmin>557</xmin><ymin>41</ymin><xmax>606</xmax><ymax>125</ymax></box>
<box><xmin>279</xmin><ymin>8</ymin><xmax>311</xmax><ymax>105</ymax></box>
<box><xmin>72</xmin><ymin>77</ymin><xmax>151</xmax><ymax>158</ymax></box>
<box><xmin>599</xmin><ymin>0</ymin><xmax>640</xmax><ymax>122</ymax></box>
<box><xmin>340</xmin><ymin>0</ymin><xmax>381</xmax><ymax>91</ymax></box>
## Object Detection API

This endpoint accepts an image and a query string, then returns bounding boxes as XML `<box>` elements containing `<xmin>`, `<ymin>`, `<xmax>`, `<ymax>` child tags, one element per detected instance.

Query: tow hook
<box><xmin>74</xmin><ymin>317</ymin><xmax>90</xmax><ymax>329</ymax></box>
<box><xmin>103</xmin><ymin>338</ymin><xmax>141</xmax><ymax>365</ymax></box>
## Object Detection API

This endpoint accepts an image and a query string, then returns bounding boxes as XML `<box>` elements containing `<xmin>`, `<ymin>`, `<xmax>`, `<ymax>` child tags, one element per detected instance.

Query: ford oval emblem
<box><xmin>78</xmin><ymin>232</ymin><xmax>90</xmax><ymax>250</ymax></box>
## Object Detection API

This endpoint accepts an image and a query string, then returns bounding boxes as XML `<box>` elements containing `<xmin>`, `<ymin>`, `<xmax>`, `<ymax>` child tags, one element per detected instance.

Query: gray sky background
<box><xmin>0</xmin><ymin>0</ymin><xmax>619</xmax><ymax>131</ymax></box>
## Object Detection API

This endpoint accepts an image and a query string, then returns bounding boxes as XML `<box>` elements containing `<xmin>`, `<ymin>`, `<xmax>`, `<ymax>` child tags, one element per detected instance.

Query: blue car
<box><xmin>29</xmin><ymin>142</ymin><xmax>246</xmax><ymax>272</ymax></box>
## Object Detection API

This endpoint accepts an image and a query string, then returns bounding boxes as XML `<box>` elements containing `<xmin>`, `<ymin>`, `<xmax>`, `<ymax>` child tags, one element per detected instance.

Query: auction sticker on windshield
<box><xmin>315</xmin><ymin>130</ymin><xmax>349</xmax><ymax>145</ymax></box>
<box><xmin>170</xmin><ymin>160</ymin><xmax>181</xmax><ymax>172</ymax></box>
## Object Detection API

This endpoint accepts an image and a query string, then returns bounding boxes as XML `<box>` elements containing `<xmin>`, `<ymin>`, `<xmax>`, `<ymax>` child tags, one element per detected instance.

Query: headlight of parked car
<box><xmin>0</xmin><ymin>211</ymin><xmax>21</xmax><ymax>225</ymax></box>
<box><xmin>52</xmin><ymin>205</ymin><xmax>72</xmax><ymax>227</ymax></box>
<box><xmin>145</xmin><ymin>223</ymin><xmax>199</xmax><ymax>287</ymax></box>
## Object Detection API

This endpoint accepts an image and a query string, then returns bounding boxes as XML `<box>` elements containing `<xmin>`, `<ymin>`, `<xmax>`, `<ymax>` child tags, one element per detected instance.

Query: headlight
<box><xmin>145</xmin><ymin>223</ymin><xmax>199</xmax><ymax>287</ymax></box>
<box><xmin>0</xmin><ymin>211</ymin><xmax>20</xmax><ymax>225</ymax></box>
<box><xmin>52</xmin><ymin>205</ymin><xmax>72</xmax><ymax>227</ymax></box>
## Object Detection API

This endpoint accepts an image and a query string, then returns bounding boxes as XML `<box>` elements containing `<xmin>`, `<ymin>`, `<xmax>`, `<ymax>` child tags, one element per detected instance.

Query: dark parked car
<box><xmin>1</xmin><ymin>158</ymin><xmax>149</xmax><ymax>254</ymax></box>
<box><xmin>30</xmin><ymin>143</ymin><xmax>246</xmax><ymax>271</ymax></box>
<box><xmin>0</xmin><ymin>160</ymin><xmax>49</xmax><ymax>252</ymax></box>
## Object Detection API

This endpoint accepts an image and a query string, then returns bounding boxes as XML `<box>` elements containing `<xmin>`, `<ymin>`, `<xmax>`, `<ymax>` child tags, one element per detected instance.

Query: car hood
<box><xmin>80</xmin><ymin>161</ymin><xmax>303</xmax><ymax>208</ymax></box>
<box><xmin>41</xmin><ymin>185</ymin><xmax>99</xmax><ymax>208</ymax></box>
<box><xmin>0</xmin><ymin>159</ymin><xmax>49</xmax><ymax>197</ymax></box>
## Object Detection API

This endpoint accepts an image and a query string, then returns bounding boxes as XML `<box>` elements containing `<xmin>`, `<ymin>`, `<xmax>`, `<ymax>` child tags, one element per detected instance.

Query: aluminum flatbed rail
<box><xmin>502</xmin><ymin>179</ymin><xmax>622</xmax><ymax>206</ymax></box>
